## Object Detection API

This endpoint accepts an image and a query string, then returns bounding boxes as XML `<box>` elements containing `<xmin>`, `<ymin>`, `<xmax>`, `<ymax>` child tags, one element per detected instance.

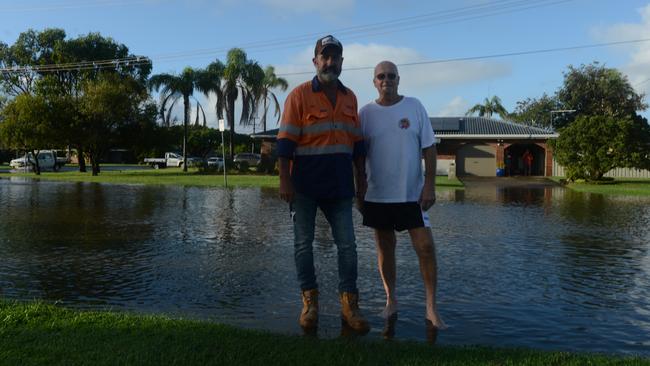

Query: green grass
<box><xmin>551</xmin><ymin>177</ymin><xmax>650</xmax><ymax>196</ymax></box>
<box><xmin>0</xmin><ymin>300</ymin><xmax>646</xmax><ymax>366</ymax></box>
<box><xmin>1</xmin><ymin>167</ymin><xmax>279</xmax><ymax>187</ymax></box>
<box><xmin>0</xmin><ymin>167</ymin><xmax>464</xmax><ymax>189</ymax></box>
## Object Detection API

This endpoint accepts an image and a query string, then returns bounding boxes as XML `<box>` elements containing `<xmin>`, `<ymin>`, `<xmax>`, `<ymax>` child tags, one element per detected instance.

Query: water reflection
<box><xmin>0</xmin><ymin>177</ymin><xmax>649</xmax><ymax>355</ymax></box>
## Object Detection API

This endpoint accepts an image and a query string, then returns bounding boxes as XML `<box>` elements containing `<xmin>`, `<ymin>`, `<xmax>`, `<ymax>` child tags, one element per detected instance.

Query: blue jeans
<box><xmin>292</xmin><ymin>193</ymin><xmax>358</xmax><ymax>294</ymax></box>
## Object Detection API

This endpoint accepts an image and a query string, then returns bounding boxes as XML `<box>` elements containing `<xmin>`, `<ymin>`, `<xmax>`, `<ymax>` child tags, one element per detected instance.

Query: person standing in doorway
<box><xmin>277</xmin><ymin>35</ymin><xmax>370</xmax><ymax>335</ymax></box>
<box><xmin>523</xmin><ymin>149</ymin><xmax>533</xmax><ymax>176</ymax></box>
<box><xmin>359</xmin><ymin>61</ymin><xmax>446</xmax><ymax>343</ymax></box>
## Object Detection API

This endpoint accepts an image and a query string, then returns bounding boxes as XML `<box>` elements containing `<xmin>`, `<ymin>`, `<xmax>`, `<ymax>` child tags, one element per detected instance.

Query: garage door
<box><xmin>456</xmin><ymin>143</ymin><xmax>495</xmax><ymax>176</ymax></box>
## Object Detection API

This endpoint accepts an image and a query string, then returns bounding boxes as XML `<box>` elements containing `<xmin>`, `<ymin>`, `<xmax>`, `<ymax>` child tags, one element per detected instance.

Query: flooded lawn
<box><xmin>0</xmin><ymin>177</ymin><xmax>648</xmax><ymax>355</ymax></box>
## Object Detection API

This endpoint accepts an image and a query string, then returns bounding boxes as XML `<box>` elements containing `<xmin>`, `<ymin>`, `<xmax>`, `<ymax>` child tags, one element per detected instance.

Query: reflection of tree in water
<box><xmin>556</xmin><ymin>191</ymin><xmax>650</xmax><ymax>309</ymax></box>
<box><xmin>201</xmin><ymin>188</ymin><xmax>294</xmax><ymax>307</ymax></box>
<box><xmin>0</xmin><ymin>182</ymin><xmax>160</xmax><ymax>305</ymax></box>
<box><xmin>557</xmin><ymin>190</ymin><xmax>640</xmax><ymax>228</ymax></box>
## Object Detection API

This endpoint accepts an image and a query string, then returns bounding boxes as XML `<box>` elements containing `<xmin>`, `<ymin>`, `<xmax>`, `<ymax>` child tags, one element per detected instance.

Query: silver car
<box><xmin>207</xmin><ymin>157</ymin><xmax>224</xmax><ymax>170</ymax></box>
<box><xmin>233</xmin><ymin>153</ymin><xmax>261</xmax><ymax>167</ymax></box>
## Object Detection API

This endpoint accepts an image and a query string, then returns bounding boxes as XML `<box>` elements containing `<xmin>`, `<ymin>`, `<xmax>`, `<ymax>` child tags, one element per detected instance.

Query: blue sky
<box><xmin>2</xmin><ymin>0</ymin><xmax>650</xmax><ymax>131</ymax></box>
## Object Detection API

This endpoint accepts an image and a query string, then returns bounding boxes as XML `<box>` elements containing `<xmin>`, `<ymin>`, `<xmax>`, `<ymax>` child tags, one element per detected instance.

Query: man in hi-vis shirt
<box><xmin>277</xmin><ymin>35</ymin><xmax>369</xmax><ymax>335</ymax></box>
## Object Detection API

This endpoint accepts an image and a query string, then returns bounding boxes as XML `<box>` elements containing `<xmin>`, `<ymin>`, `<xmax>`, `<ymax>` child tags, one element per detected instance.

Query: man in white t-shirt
<box><xmin>359</xmin><ymin>60</ymin><xmax>446</xmax><ymax>343</ymax></box>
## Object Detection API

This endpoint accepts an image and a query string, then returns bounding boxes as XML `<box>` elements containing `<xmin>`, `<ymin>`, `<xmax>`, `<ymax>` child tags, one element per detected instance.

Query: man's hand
<box><xmin>354</xmin><ymin>172</ymin><xmax>367</xmax><ymax>213</ymax></box>
<box><xmin>419</xmin><ymin>182</ymin><xmax>436</xmax><ymax>211</ymax></box>
<box><xmin>278</xmin><ymin>157</ymin><xmax>294</xmax><ymax>203</ymax></box>
<box><xmin>279</xmin><ymin>174</ymin><xmax>294</xmax><ymax>203</ymax></box>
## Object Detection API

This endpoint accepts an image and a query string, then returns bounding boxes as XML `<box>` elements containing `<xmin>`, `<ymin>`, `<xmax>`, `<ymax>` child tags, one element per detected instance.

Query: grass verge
<box><xmin>0</xmin><ymin>300</ymin><xmax>646</xmax><ymax>366</ymax></box>
<box><xmin>551</xmin><ymin>177</ymin><xmax>650</xmax><ymax>196</ymax></box>
<box><xmin>0</xmin><ymin>167</ymin><xmax>464</xmax><ymax>189</ymax></box>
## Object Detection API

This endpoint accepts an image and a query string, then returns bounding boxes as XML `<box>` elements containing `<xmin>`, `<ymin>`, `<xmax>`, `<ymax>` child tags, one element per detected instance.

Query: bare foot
<box><xmin>425</xmin><ymin>309</ymin><xmax>447</xmax><ymax>330</ymax></box>
<box><xmin>381</xmin><ymin>302</ymin><xmax>398</xmax><ymax>319</ymax></box>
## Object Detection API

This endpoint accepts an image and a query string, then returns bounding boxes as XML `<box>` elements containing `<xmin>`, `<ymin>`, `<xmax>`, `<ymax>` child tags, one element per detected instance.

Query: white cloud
<box><xmin>275</xmin><ymin>42</ymin><xmax>511</xmax><ymax>110</ymax></box>
<box><xmin>594</xmin><ymin>4</ymin><xmax>650</xmax><ymax>93</ymax></box>
<box><xmin>437</xmin><ymin>96</ymin><xmax>469</xmax><ymax>117</ymax></box>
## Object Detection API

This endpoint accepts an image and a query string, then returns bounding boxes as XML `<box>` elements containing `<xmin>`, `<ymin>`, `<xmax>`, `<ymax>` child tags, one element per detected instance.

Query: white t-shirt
<box><xmin>360</xmin><ymin>96</ymin><xmax>435</xmax><ymax>203</ymax></box>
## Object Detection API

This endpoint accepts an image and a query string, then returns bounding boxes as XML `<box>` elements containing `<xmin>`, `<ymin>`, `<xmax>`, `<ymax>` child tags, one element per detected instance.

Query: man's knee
<box><xmin>410</xmin><ymin>228</ymin><xmax>435</xmax><ymax>258</ymax></box>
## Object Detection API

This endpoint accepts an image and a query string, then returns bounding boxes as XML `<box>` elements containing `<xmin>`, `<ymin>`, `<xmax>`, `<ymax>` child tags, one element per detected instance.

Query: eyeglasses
<box><xmin>375</xmin><ymin>73</ymin><xmax>397</xmax><ymax>80</ymax></box>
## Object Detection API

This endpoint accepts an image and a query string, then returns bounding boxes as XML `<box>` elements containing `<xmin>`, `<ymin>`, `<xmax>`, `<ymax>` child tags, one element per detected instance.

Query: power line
<box><xmin>276</xmin><ymin>38</ymin><xmax>650</xmax><ymax>76</ymax></box>
<box><xmin>2</xmin><ymin>38</ymin><xmax>648</xmax><ymax>76</ymax></box>
<box><xmin>1</xmin><ymin>0</ymin><xmax>576</xmax><ymax>72</ymax></box>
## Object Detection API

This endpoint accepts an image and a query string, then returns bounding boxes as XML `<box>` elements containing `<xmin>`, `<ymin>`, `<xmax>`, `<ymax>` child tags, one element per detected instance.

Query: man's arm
<box><xmin>353</xmin><ymin>154</ymin><xmax>367</xmax><ymax>208</ymax></box>
<box><xmin>278</xmin><ymin>157</ymin><xmax>293</xmax><ymax>203</ymax></box>
<box><xmin>419</xmin><ymin>144</ymin><xmax>437</xmax><ymax>211</ymax></box>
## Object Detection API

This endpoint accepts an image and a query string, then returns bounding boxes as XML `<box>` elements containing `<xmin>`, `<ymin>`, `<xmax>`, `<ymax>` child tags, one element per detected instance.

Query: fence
<box><xmin>552</xmin><ymin>158</ymin><xmax>650</xmax><ymax>178</ymax></box>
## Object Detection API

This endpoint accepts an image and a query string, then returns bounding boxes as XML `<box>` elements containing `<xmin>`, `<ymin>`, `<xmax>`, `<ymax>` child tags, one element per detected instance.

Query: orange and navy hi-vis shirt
<box><xmin>277</xmin><ymin>76</ymin><xmax>365</xmax><ymax>200</ymax></box>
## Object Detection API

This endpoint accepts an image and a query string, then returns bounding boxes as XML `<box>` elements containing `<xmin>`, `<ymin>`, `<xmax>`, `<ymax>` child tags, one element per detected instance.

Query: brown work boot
<box><xmin>299</xmin><ymin>289</ymin><xmax>318</xmax><ymax>330</ymax></box>
<box><xmin>339</xmin><ymin>292</ymin><xmax>370</xmax><ymax>335</ymax></box>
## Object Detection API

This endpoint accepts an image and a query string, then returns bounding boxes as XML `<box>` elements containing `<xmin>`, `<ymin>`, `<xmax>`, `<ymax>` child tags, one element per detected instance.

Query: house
<box><xmin>433</xmin><ymin>117</ymin><xmax>558</xmax><ymax>177</ymax></box>
<box><xmin>251</xmin><ymin>117</ymin><xmax>559</xmax><ymax>177</ymax></box>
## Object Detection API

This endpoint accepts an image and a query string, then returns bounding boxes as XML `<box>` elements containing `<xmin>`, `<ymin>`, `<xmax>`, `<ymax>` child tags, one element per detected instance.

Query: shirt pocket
<box><xmin>305</xmin><ymin>109</ymin><xmax>328</xmax><ymax>123</ymax></box>
<box><xmin>341</xmin><ymin>107</ymin><xmax>358</xmax><ymax>123</ymax></box>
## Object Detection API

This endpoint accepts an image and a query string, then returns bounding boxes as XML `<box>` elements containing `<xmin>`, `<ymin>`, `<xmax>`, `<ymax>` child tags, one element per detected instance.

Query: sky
<box><xmin>2</xmin><ymin>0</ymin><xmax>650</xmax><ymax>132</ymax></box>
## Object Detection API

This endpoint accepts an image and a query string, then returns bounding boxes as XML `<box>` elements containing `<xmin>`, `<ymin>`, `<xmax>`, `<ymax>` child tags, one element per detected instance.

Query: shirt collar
<box><xmin>311</xmin><ymin>75</ymin><xmax>348</xmax><ymax>94</ymax></box>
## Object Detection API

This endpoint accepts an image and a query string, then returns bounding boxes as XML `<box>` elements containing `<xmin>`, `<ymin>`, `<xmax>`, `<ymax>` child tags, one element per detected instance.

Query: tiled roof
<box><xmin>252</xmin><ymin>117</ymin><xmax>557</xmax><ymax>139</ymax></box>
<box><xmin>431</xmin><ymin>117</ymin><xmax>556</xmax><ymax>137</ymax></box>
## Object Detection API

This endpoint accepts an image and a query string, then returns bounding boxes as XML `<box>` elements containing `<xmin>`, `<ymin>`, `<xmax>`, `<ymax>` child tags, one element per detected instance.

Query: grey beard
<box><xmin>318</xmin><ymin>71</ymin><xmax>339</xmax><ymax>83</ymax></box>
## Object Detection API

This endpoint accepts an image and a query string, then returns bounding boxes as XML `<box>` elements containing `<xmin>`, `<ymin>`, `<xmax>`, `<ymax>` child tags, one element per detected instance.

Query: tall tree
<box><xmin>556</xmin><ymin>62</ymin><xmax>647</xmax><ymax>128</ymax></box>
<box><xmin>257</xmin><ymin>66</ymin><xmax>288</xmax><ymax>132</ymax></box>
<box><xmin>149</xmin><ymin>67</ymin><xmax>215</xmax><ymax>172</ymax></box>
<box><xmin>465</xmin><ymin>95</ymin><xmax>509</xmax><ymax>119</ymax></box>
<box><xmin>0</xmin><ymin>93</ymin><xmax>60</xmax><ymax>174</ymax></box>
<box><xmin>0</xmin><ymin>28</ymin><xmax>66</xmax><ymax>96</ymax></box>
<box><xmin>551</xmin><ymin>115</ymin><xmax>650</xmax><ymax>180</ymax></box>
<box><xmin>78</xmin><ymin>74</ymin><xmax>149</xmax><ymax>176</ymax></box>
<box><xmin>2</xmin><ymin>29</ymin><xmax>152</xmax><ymax>172</ymax></box>
<box><xmin>510</xmin><ymin>94</ymin><xmax>561</xmax><ymax>128</ymax></box>
<box><xmin>218</xmin><ymin>48</ymin><xmax>264</xmax><ymax>158</ymax></box>
<box><xmin>550</xmin><ymin>63</ymin><xmax>650</xmax><ymax>180</ymax></box>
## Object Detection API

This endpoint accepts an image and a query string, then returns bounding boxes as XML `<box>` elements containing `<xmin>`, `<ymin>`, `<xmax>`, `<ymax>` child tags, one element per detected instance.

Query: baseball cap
<box><xmin>314</xmin><ymin>35</ymin><xmax>342</xmax><ymax>56</ymax></box>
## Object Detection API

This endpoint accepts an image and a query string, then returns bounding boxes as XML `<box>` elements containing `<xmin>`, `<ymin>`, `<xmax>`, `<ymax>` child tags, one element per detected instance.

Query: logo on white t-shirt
<box><xmin>399</xmin><ymin>118</ymin><xmax>410</xmax><ymax>129</ymax></box>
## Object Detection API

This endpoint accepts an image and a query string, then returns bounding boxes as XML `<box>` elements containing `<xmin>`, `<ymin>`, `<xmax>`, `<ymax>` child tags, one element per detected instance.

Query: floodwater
<box><xmin>0</xmin><ymin>176</ymin><xmax>648</xmax><ymax>355</ymax></box>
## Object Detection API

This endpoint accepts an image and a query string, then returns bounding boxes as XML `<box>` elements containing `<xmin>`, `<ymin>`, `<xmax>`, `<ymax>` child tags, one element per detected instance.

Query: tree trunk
<box><xmin>227</xmin><ymin>96</ymin><xmax>236</xmax><ymax>160</ymax></box>
<box><xmin>89</xmin><ymin>153</ymin><xmax>99</xmax><ymax>176</ymax></box>
<box><xmin>32</xmin><ymin>149</ymin><xmax>41</xmax><ymax>176</ymax></box>
<box><xmin>77</xmin><ymin>145</ymin><xmax>87</xmax><ymax>172</ymax></box>
<box><xmin>183</xmin><ymin>94</ymin><xmax>189</xmax><ymax>172</ymax></box>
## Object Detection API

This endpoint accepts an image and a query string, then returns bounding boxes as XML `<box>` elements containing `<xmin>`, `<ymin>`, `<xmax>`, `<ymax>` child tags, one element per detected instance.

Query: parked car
<box><xmin>186</xmin><ymin>157</ymin><xmax>204</xmax><ymax>167</ymax></box>
<box><xmin>143</xmin><ymin>152</ymin><xmax>184</xmax><ymax>168</ymax></box>
<box><xmin>233</xmin><ymin>153</ymin><xmax>261</xmax><ymax>167</ymax></box>
<box><xmin>9</xmin><ymin>150</ymin><xmax>67</xmax><ymax>172</ymax></box>
<box><xmin>207</xmin><ymin>157</ymin><xmax>224</xmax><ymax>170</ymax></box>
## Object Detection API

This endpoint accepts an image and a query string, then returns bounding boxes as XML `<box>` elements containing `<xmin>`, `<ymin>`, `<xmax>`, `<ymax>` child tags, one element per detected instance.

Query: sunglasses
<box><xmin>375</xmin><ymin>73</ymin><xmax>397</xmax><ymax>80</ymax></box>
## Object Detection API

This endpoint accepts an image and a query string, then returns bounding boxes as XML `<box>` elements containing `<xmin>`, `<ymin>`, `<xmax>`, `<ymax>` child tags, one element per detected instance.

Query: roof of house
<box><xmin>431</xmin><ymin>117</ymin><xmax>558</xmax><ymax>139</ymax></box>
<box><xmin>251</xmin><ymin>117</ymin><xmax>558</xmax><ymax>140</ymax></box>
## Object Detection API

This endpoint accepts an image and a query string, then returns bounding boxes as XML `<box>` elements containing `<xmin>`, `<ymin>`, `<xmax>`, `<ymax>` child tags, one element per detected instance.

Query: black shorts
<box><xmin>362</xmin><ymin>201</ymin><xmax>430</xmax><ymax>231</ymax></box>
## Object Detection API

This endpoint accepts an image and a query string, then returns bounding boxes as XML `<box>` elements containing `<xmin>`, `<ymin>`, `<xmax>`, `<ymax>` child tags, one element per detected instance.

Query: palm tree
<box><xmin>149</xmin><ymin>66</ymin><xmax>218</xmax><ymax>172</ymax></box>
<box><xmin>217</xmin><ymin>48</ymin><xmax>265</xmax><ymax>159</ymax></box>
<box><xmin>466</xmin><ymin>95</ymin><xmax>509</xmax><ymax>119</ymax></box>
<box><xmin>257</xmin><ymin>66</ymin><xmax>288</xmax><ymax>132</ymax></box>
